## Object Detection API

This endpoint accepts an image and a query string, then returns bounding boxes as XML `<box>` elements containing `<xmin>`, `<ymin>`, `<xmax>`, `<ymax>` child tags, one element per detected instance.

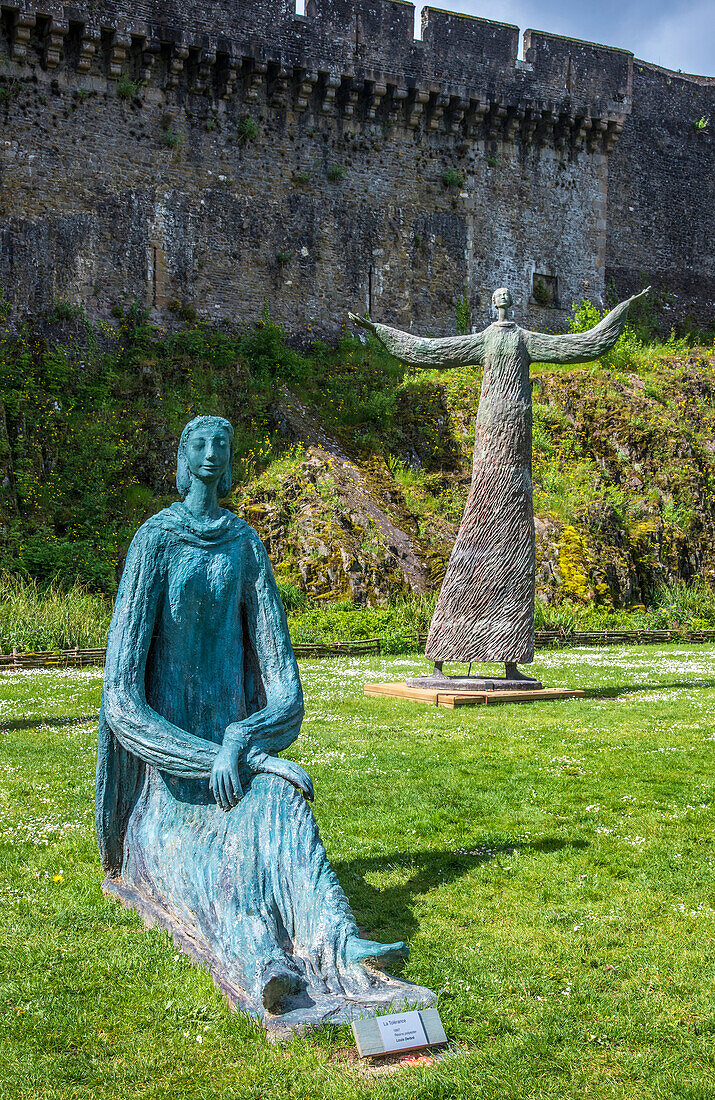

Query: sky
<box><xmin>417</xmin><ymin>1</ymin><xmax>714</xmax><ymax>76</ymax></box>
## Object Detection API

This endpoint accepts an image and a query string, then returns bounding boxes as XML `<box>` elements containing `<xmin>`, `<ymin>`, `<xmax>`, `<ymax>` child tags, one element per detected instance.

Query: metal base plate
<box><xmin>406</xmin><ymin>676</ymin><xmax>544</xmax><ymax>691</ymax></box>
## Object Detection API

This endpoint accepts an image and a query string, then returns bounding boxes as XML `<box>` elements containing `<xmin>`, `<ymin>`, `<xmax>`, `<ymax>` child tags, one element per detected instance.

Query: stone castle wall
<box><xmin>0</xmin><ymin>0</ymin><xmax>711</xmax><ymax>334</ymax></box>
<box><xmin>606</xmin><ymin>61</ymin><xmax>714</xmax><ymax>324</ymax></box>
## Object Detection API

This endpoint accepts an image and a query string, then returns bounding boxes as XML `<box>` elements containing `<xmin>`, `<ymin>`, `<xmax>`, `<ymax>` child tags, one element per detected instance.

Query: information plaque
<box><xmin>376</xmin><ymin>1010</ymin><xmax>427</xmax><ymax>1053</ymax></box>
<box><xmin>351</xmin><ymin>1007</ymin><xmax>447</xmax><ymax>1059</ymax></box>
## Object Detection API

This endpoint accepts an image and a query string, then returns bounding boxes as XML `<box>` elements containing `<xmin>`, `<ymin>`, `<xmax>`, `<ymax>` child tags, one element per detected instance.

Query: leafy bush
<box><xmin>287</xmin><ymin>595</ymin><xmax>436</xmax><ymax>648</ymax></box>
<box><xmin>237</xmin><ymin>116</ymin><xmax>259</xmax><ymax>143</ymax></box>
<box><xmin>567</xmin><ymin>299</ymin><xmax>689</xmax><ymax>372</ymax></box>
<box><xmin>117</xmin><ymin>74</ymin><xmax>142</xmax><ymax>101</ymax></box>
<box><xmin>441</xmin><ymin>168</ymin><xmax>463</xmax><ymax>188</ymax></box>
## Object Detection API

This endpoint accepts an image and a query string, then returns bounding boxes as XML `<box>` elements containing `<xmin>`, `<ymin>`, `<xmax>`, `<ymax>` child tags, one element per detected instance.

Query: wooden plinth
<box><xmin>364</xmin><ymin>682</ymin><xmax>586</xmax><ymax>708</ymax></box>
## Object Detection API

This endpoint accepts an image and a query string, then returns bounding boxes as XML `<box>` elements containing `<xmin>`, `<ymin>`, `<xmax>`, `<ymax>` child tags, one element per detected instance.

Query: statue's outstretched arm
<box><xmin>524</xmin><ymin>288</ymin><xmax>651</xmax><ymax>365</ymax></box>
<box><xmin>349</xmin><ymin>312</ymin><xmax>485</xmax><ymax>369</ymax></box>
<box><xmin>103</xmin><ymin>529</ymin><xmax>219</xmax><ymax>778</ymax></box>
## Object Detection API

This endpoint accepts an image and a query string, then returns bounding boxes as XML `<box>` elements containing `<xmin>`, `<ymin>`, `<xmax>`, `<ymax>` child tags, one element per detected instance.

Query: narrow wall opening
<box><xmin>413</xmin><ymin>4</ymin><xmax>423</xmax><ymax>42</ymax></box>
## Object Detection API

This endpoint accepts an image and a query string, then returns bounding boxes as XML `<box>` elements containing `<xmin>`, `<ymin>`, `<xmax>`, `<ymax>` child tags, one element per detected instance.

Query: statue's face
<box><xmin>185</xmin><ymin>424</ymin><xmax>232</xmax><ymax>485</ymax></box>
<box><xmin>492</xmin><ymin>287</ymin><xmax>512</xmax><ymax>309</ymax></box>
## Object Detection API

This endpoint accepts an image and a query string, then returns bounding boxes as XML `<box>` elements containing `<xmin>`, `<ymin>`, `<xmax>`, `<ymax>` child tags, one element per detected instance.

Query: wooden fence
<box><xmin>2</xmin><ymin>628</ymin><xmax>715</xmax><ymax>671</ymax></box>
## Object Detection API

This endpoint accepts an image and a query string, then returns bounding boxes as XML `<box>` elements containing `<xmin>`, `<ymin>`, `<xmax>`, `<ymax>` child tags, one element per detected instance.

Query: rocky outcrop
<box><xmin>237</xmin><ymin>355</ymin><xmax>715</xmax><ymax>610</ymax></box>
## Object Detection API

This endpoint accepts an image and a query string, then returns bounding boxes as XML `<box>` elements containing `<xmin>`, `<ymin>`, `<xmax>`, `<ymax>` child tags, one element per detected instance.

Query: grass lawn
<box><xmin>1</xmin><ymin>645</ymin><xmax>714</xmax><ymax>1099</ymax></box>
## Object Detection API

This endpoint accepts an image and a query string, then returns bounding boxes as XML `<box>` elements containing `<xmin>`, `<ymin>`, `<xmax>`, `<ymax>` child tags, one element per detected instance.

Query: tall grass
<box><xmin>0</xmin><ymin>574</ymin><xmax>111</xmax><ymax>653</ymax></box>
<box><xmin>535</xmin><ymin>579</ymin><xmax>715</xmax><ymax>633</ymax></box>
<box><xmin>1</xmin><ymin>576</ymin><xmax>714</xmax><ymax>655</ymax></box>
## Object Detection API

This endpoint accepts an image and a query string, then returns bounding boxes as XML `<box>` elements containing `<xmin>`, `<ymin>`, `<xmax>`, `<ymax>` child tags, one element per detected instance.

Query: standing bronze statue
<box><xmin>350</xmin><ymin>286</ymin><xmax>650</xmax><ymax>689</ymax></box>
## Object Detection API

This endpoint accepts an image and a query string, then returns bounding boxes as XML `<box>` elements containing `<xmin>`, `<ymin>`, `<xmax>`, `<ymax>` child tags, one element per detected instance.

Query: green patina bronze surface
<box><xmin>95</xmin><ymin>415</ymin><xmax>435</xmax><ymax>1029</ymax></box>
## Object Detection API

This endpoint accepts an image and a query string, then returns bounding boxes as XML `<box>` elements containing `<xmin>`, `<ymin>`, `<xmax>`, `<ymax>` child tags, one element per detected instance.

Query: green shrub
<box><xmin>441</xmin><ymin>168</ymin><xmax>463</xmax><ymax>188</ymax></box>
<box><xmin>567</xmin><ymin>299</ymin><xmax>689</xmax><ymax>372</ymax></box>
<box><xmin>117</xmin><ymin>74</ymin><xmax>142</xmax><ymax>101</ymax></box>
<box><xmin>237</xmin><ymin>116</ymin><xmax>259</xmax><ymax>143</ymax></box>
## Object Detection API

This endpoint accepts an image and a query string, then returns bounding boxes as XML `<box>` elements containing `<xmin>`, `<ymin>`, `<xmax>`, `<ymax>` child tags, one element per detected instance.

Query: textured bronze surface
<box><xmin>353</xmin><ymin>288</ymin><xmax>649</xmax><ymax>666</ymax></box>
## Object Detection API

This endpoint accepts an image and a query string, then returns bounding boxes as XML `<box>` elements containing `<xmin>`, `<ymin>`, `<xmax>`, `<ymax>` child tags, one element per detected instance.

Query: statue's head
<box><xmin>176</xmin><ymin>415</ymin><xmax>234</xmax><ymax>499</ymax></box>
<box><xmin>492</xmin><ymin>287</ymin><xmax>513</xmax><ymax>310</ymax></box>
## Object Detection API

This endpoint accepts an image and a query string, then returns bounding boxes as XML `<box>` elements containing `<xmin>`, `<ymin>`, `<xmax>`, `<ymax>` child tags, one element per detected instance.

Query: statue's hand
<box><xmin>247</xmin><ymin>749</ymin><xmax>315</xmax><ymax>802</ymax></box>
<box><xmin>629</xmin><ymin>286</ymin><xmax>652</xmax><ymax>305</ymax></box>
<box><xmin>210</xmin><ymin>742</ymin><xmax>244</xmax><ymax>811</ymax></box>
<box><xmin>348</xmin><ymin>311</ymin><xmax>377</xmax><ymax>335</ymax></box>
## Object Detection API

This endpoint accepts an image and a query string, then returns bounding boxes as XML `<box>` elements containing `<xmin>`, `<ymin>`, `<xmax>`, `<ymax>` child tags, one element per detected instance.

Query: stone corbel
<box><xmin>211</xmin><ymin>51</ymin><xmax>237</xmax><ymax>100</ymax></box>
<box><xmin>445</xmin><ymin>96</ymin><xmax>468</xmax><ymax>134</ymax></box>
<box><xmin>535</xmin><ymin>109</ymin><xmax>556</xmax><ymax>146</ymax></box>
<box><xmin>219</xmin><ymin>55</ymin><xmax>238</xmax><ymax>99</ymax></box>
<box><xmin>387</xmin><ymin>85</ymin><xmax>408</xmax><ymax>124</ymax></box>
<box><xmin>406</xmin><ymin>87</ymin><xmax>429</xmax><ymax>129</ymax></box>
<box><xmin>521</xmin><ymin>106</ymin><xmax>538</xmax><ymax>143</ymax></box>
<box><xmin>604</xmin><ymin>119</ymin><xmax>623</xmax><ymax>152</ymax></box>
<box><xmin>587</xmin><ymin>117</ymin><xmax>608</xmax><ymax>152</ymax></box>
<box><xmin>486</xmin><ymin>102</ymin><xmax>507</xmax><ymax>140</ymax></box>
<box><xmin>554</xmin><ymin>112</ymin><xmax>573</xmax><ymax>150</ymax></box>
<box><xmin>365</xmin><ymin>80</ymin><xmax>386</xmax><ymax>121</ymax></box>
<box><xmin>320</xmin><ymin>73</ymin><xmax>340</xmax><ymax>115</ymax></box>
<box><xmin>427</xmin><ymin>92</ymin><xmax>449</xmax><ymax>132</ymax></box>
<box><xmin>270</xmin><ymin>67</ymin><xmax>290</xmax><ymax>108</ymax></box>
<box><xmin>465</xmin><ymin>97</ymin><xmax>486</xmax><ymax>137</ymax></box>
<box><xmin>192</xmin><ymin>49</ymin><xmax>217</xmax><ymax>95</ymax></box>
<box><xmin>109</xmin><ymin>32</ymin><xmax>132</xmax><ymax>80</ymax></box>
<box><xmin>295</xmin><ymin>70</ymin><xmax>317</xmax><ymax>111</ymax></box>
<box><xmin>77</xmin><ymin>25</ymin><xmax>100</xmax><ymax>74</ymax></box>
<box><xmin>505</xmin><ymin>106</ymin><xmax>524</xmax><ymax>143</ymax></box>
<box><xmin>572</xmin><ymin>115</ymin><xmax>589</xmax><ymax>150</ymax></box>
<box><xmin>138</xmin><ymin>39</ymin><xmax>160</xmax><ymax>85</ymax></box>
<box><xmin>12</xmin><ymin>11</ymin><xmax>36</xmax><ymax>63</ymax></box>
<box><xmin>45</xmin><ymin>19</ymin><xmax>68</xmax><ymax>69</ymax></box>
<box><xmin>166</xmin><ymin>43</ymin><xmax>190</xmax><ymax>90</ymax></box>
<box><xmin>341</xmin><ymin>78</ymin><xmax>360</xmax><ymax>118</ymax></box>
<box><xmin>246</xmin><ymin>60</ymin><xmax>267</xmax><ymax>103</ymax></box>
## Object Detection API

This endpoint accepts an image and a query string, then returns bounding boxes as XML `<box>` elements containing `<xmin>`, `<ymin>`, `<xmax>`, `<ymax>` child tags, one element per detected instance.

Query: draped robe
<box><xmin>96</xmin><ymin>502</ymin><xmax>433</xmax><ymax>1026</ymax></box>
<box><xmin>372</xmin><ymin>299</ymin><xmax>636</xmax><ymax>663</ymax></box>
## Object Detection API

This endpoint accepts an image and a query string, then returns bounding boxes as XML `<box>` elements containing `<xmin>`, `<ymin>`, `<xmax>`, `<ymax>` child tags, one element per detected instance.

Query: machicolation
<box><xmin>0</xmin><ymin>0</ymin><xmax>712</xmax><ymax>332</ymax></box>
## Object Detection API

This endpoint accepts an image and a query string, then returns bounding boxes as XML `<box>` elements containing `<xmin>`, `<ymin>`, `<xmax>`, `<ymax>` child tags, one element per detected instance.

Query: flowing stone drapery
<box><xmin>365</xmin><ymin>293</ymin><xmax>646</xmax><ymax>666</ymax></box>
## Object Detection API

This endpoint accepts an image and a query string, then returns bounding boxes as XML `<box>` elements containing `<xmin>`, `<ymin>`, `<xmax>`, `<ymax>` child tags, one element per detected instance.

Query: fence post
<box><xmin>12</xmin><ymin>646</ymin><xmax>19</xmax><ymax>669</ymax></box>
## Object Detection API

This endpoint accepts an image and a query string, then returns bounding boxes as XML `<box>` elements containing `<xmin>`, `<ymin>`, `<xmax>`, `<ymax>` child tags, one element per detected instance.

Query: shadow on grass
<box><xmin>0</xmin><ymin>715</ymin><xmax>97</xmax><ymax>733</ymax></box>
<box><xmin>582</xmin><ymin>679</ymin><xmax>715</xmax><ymax>699</ymax></box>
<box><xmin>336</xmin><ymin>838</ymin><xmax>587</xmax><ymax>945</ymax></box>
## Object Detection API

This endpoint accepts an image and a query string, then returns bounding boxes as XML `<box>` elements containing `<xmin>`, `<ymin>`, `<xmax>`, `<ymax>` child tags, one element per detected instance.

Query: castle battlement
<box><xmin>0</xmin><ymin>2</ymin><xmax>710</xmax><ymax>334</ymax></box>
<box><xmin>1</xmin><ymin>0</ymin><xmax>631</xmax><ymax>149</ymax></box>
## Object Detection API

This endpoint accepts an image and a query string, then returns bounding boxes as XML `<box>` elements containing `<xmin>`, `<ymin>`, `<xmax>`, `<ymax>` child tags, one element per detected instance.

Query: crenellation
<box><xmin>421</xmin><ymin>6</ymin><xmax>518</xmax><ymax>75</ymax></box>
<box><xmin>0</xmin><ymin>0</ymin><xmax>634</xmax><ymax>128</ymax></box>
<box><xmin>0</xmin><ymin>0</ymin><xmax>710</xmax><ymax>332</ymax></box>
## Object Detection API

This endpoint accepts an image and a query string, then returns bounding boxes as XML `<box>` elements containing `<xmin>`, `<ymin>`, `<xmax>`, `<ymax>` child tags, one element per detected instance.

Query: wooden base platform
<box><xmin>364</xmin><ymin>682</ymin><xmax>586</xmax><ymax>708</ymax></box>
